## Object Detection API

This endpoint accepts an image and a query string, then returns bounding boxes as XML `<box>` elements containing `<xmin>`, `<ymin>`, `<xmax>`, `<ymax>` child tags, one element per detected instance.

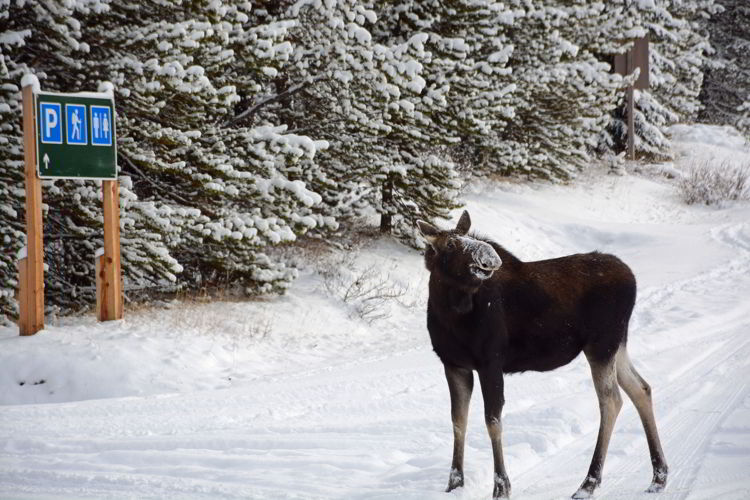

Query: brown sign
<box><xmin>614</xmin><ymin>35</ymin><xmax>649</xmax><ymax>90</ymax></box>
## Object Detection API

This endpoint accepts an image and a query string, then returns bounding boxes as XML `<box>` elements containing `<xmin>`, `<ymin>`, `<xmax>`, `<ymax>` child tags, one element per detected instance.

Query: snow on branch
<box><xmin>228</xmin><ymin>74</ymin><xmax>327</xmax><ymax>126</ymax></box>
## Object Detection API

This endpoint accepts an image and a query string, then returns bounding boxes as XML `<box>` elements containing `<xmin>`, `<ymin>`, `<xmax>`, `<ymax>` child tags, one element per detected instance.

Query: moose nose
<box><xmin>475</xmin><ymin>242</ymin><xmax>502</xmax><ymax>270</ymax></box>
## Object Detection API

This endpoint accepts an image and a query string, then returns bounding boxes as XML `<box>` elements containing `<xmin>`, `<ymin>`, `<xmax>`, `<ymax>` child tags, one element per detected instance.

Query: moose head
<box><xmin>416</xmin><ymin>210</ymin><xmax>502</xmax><ymax>286</ymax></box>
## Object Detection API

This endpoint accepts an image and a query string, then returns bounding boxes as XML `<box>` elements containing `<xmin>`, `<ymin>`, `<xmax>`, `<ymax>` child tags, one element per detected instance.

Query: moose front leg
<box><xmin>444</xmin><ymin>364</ymin><xmax>474</xmax><ymax>492</ymax></box>
<box><xmin>479</xmin><ymin>367</ymin><xmax>511</xmax><ymax>499</ymax></box>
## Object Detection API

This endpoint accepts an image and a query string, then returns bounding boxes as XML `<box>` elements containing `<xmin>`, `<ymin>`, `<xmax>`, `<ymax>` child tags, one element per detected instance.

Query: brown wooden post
<box><xmin>20</xmin><ymin>83</ymin><xmax>45</xmax><ymax>335</ymax></box>
<box><xmin>98</xmin><ymin>179</ymin><xmax>123</xmax><ymax>321</ymax></box>
<box><xmin>614</xmin><ymin>35</ymin><xmax>649</xmax><ymax>162</ymax></box>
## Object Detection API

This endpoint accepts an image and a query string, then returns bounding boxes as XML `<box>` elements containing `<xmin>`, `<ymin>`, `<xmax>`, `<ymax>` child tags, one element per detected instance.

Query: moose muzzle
<box><xmin>459</xmin><ymin>236</ymin><xmax>502</xmax><ymax>280</ymax></box>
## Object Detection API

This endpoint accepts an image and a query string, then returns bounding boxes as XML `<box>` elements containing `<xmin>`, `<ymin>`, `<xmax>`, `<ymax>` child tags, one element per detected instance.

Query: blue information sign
<box><xmin>35</xmin><ymin>91</ymin><xmax>117</xmax><ymax>179</ymax></box>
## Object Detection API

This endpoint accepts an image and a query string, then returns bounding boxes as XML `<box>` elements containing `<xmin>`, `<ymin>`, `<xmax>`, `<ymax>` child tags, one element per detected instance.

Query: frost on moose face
<box><xmin>458</xmin><ymin>235</ymin><xmax>502</xmax><ymax>280</ymax></box>
<box><xmin>417</xmin><ymin>212</ymin><xmax>502</xmax><ymax>282</ymax></box>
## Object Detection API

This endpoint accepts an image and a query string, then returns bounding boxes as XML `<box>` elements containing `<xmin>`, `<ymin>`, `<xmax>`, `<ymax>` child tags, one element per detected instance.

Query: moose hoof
<box><xmin>446</xmin><ymin>468</ymin><xmax>464</xmax><ymax>492</ymax></box>
<box><xmin>493</xmin><ymin>473</ymin><xmax>511</xmax><ymax>499</ymax></box>
<box><xmin>572</xmin><ymin>476</ymin><xmax>600</xmax><ymax>499</ymax></box>
<box><xmin>646</xmin><ymin>467</ymin><xmax>668</xmax><ymax>493</ymax></box>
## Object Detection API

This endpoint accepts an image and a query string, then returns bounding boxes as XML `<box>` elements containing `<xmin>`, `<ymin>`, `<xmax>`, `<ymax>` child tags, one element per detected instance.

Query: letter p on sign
<box><xmin>46</xmin><ymin>108</ymin><xmax>57</xmax><ymax>135</ymax></box>
<box><xmin>39</xmin><ymin>102</ymin><xmax>62</xmax><ymax>144</ymax></box>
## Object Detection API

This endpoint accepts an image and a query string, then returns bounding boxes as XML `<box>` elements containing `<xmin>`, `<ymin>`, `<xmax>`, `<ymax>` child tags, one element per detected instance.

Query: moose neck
<box><xmin>430</xmin><ymin>272</ymin><xmax>484</xmax><ymax>316</ymax></box>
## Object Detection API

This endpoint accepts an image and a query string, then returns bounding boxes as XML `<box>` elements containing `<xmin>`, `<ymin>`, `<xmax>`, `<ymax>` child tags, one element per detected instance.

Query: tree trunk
<box><xmin>380</xmin><ymin>175</ymin><xmax>393</xmax><ymax>234</ymax></box>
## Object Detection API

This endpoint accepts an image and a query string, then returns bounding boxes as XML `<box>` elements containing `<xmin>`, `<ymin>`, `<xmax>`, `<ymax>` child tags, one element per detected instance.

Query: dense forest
<box><xmin>1</xmin><ymin>0</ymin><xmax>747</xmax><ymax>319</ymax></box>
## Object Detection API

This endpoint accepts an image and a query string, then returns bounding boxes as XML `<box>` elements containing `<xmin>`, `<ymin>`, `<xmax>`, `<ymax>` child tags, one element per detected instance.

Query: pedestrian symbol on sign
<box><xmin>39</xmin><ymin>102</ymin><xmax>62</xmax><ymax>144</ymax></box>
<box><xmin>66</xmin><ymin>104</ymin><xmax>88</xmax><ymax>145</ymax></box>
<box><xmin>90</xmin><ymin>105</ymin><xmax>112</xmax><ymax>146</ymax></box>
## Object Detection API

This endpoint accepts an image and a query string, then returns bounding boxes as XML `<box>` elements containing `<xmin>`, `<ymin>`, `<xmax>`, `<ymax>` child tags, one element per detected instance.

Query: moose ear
<box><xmin>416</xmin><ymin>219</ymin><xmax>439</xmax><ymax>246</ymax></box>
<box><xmin>456</xmin><ymin>210</ymin><xmax>471</xmax><ymax>235</ymax></box>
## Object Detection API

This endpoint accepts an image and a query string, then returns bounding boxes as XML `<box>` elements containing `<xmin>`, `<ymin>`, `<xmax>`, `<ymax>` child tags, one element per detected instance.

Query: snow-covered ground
<box><xmin>2</xmin><ymin>125</ymin><xmax>750</xmax><ymax>499</ymax></box>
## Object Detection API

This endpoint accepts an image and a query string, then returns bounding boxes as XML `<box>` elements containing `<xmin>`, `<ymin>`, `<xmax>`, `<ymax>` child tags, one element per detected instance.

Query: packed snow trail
<box><xmin>2</xmin><ymin>126</ymin><xmax>750</xmax><ymax>499</ymax></box>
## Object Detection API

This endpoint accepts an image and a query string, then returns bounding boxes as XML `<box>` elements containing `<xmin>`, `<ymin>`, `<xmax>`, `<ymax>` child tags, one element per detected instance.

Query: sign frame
<box><xmin>18</xmin><ymin>77</ymin><xmax>124</xmax><ymax>336</ymax></box>
<box><xmin>34</xmin><ymin>90</ymin><xmax>118</xmax><ymax>180</ymax></box>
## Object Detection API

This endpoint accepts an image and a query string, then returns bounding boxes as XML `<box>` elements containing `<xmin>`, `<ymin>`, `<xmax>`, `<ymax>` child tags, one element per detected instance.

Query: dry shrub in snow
<box><xmin>678</xmin><ymin>160</ymin><xmax>750</xmax><ymax>206</ymax></box>
<box><xmin>318</xmin><ymin>253</ymin><xmax>408</xmax><ymax>325</ymax></box>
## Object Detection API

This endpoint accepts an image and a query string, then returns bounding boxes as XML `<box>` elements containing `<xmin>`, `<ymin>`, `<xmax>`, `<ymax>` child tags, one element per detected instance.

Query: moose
<box><xmin>417</xmin><ymin>211</ymin><xmax>667</xmax><ymax>499</ymax></box>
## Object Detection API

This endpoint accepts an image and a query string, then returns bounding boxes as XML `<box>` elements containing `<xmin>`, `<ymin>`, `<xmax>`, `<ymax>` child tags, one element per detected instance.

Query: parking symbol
<box><xmin>66</xmin><ymin>104</ymin><xmax>88</xmax><ymax>145</ymax></box>
<box><xmin>90</xmin><ymin>105</ymin><xmax>112</xmax><ymax>146</ymax></box>
<box><xmin>39</xmin><ymin>102</ymin><xmax>62</xmax><ymax>144</ymax></box>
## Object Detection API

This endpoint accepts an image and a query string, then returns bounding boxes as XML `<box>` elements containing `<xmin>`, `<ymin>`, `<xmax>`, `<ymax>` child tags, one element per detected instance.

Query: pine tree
<box><xmin>252</xmin><ymin>0</ymin><xmax>460</xmax><ymax>244</ymax></box>
<box><xmin>0</xmin><ymin>31</ymin><xmax>26</xmax><ymax>321</ymax></box>
<box><xmin>0</xmin><ymin>0</ymin><xmax>188</xmax><ymax>314</ymax></box>
<box><xmin>374</xmin><ymin>0</ymin><xmax>517</xmax><ymax>175</ymax></box>
<box><xmin>610</xmin><ymin>0</ymin><xmax>719</xmax><ymax>159</ymax></box>
<box><xmin>500</xmin><ymin>0</ymin><xmax>623</xmax><ymax>180</ymax></box>
<box><xmin>1</xmin><ymin>0</ymin><xmax>333</xmax><ymax>318</ymax></box>
<box><xmin>698</xmin><ymin>0</ymin><xmax>750</xmax><ymax>138</ymax></box>
<box><xmin>79</xmin><ymin>0</ymin><xmax>333</xmax><ymax>294</ymax></box>
<box><xmin>365</xmin><ymin>0</ymin><xmax>521</xmax><ymax>242</ymax></box>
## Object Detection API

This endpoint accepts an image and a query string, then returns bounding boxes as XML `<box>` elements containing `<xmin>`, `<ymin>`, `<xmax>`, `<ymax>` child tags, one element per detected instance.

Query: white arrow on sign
<box><xmin>43</xmin><ymin>153</ymin><xmax>50</xmax><ymax>170</ymax></box>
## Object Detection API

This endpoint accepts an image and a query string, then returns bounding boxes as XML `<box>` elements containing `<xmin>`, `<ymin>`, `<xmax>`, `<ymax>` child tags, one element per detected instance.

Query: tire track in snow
<box><xmin>597</xmin><ymin>333</ymin><xmax>750</xmax><ymax>499</ymax></box>
<box><xmin>632</xmin><ymin>220</ymin><xmax>750</xmax><ymax>339</ymax></box>
<box><xmin>594</xmin><ymin>220</ymin><xmax>750</xmax><ymax>499</ymax></box>
<box><xmin>502</xmin><ymin>219</ymin><xmax>750</xmax><ymax>500</ymax></box>
<box><xmin>506</xmin><ymin>320</ymin><xmax>750</xmax><ymax>500</ymax></box>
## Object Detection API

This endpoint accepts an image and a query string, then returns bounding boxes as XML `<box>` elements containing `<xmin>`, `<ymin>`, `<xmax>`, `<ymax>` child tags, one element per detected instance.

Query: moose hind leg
<box><xmin>444</xmin><ymin>364</ymin><xmax>474</xmax><ymax>492</ymax></box>
<box><xmin>615</xmin><ymin>346</ymin><xmax>668</xmax><ymax>493</ymax></box>
<box><xmin>573</xmin><ymin>354</ymin><xmax>623</xmax><ymax>499</ymax></box>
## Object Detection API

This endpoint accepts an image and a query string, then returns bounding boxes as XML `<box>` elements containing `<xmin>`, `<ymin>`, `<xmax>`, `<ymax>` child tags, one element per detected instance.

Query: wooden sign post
<box><xmin>18</xmin><ymin>77</ymin><xmax>123</xmax><ymax>335</ymax></box>
<box><xmin>614</xmin><ymin>35</ymin><xmax>650</xmax><ymax>161</ymax></box>
<box><xmin>98</xmin><ymin>179</ymin><xmax>123</xmax><ymax>321</ymax></box>
<box><xmin>19</xmin><ymin>82</ymin><xmax>45</xmax><ymax>335</ymax></box>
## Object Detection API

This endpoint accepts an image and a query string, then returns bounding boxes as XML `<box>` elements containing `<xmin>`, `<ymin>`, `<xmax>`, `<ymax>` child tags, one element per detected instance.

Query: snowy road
<box><xmin>2</xmin><ymin>127</ymin><xmax>750</xmax><ymax>499</ymax></box>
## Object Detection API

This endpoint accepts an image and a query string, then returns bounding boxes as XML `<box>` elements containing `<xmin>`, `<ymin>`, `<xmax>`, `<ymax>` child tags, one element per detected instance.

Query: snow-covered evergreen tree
<box><xmin>81</xmin><ymin>0</ymin><xmax>329</xmax><ymax>293</ymax></box>
<box><xmin>609</xmin><ymin>0</ymin><xmax>719</xmax><ymax>159</ymax></box>
<box><xmin>364</xmin><ymin>1</ymin><xmax>518</xmax><ymax>242</ymax></box>
<box><xmin>698</xmin><ymin>0</ymin><xmax>750</xmax><ymax>138</ymax></box>
<box><xmin>373</xmin><ymin>1</ymin><xmax>517</xmax><ymax>177</ymax></box>
<box><xmin>0</xmin><ymin>22</ymin><xmax>26</xmax><ymax>321</ymax></box>
<box><xmin>0</xmin><ymin>0</ymin><xmax>192</xmax><ymax>314</ymax></box>
<box><xmin>500</xmin><ymin>0</ymin><xmax>623</xmax><ymax>180</ymax></box>
<box><xmin>252</xmin><ymin>0</ymin><xmax>461</xmax><ymax>244</ymax></box>
<box><xmin>0</xmin><ymin>0</ymin><xmax>333</xmax><ymax>318</ymax></box>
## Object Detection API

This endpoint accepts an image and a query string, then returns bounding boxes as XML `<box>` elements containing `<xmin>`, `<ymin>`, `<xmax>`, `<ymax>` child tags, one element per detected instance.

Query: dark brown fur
<box><xmin>418</xmin><ymin>211</ymin><xmax>667</xmax><ymax>499</ymax></box>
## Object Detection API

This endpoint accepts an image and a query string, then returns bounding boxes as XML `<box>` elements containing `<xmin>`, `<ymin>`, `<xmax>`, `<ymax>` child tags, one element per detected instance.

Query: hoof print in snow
<box><xmin>18</xmin><ymin>379</ymin><xmax>46</xmax><ymax>387</ymax></box>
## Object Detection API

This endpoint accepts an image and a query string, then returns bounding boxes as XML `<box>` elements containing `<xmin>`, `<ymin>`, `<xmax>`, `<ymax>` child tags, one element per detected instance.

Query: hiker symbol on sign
<box><xmin>66</xmin><ymin>104</ymin><xmax>88</xmax><ymax>145</ymax></box>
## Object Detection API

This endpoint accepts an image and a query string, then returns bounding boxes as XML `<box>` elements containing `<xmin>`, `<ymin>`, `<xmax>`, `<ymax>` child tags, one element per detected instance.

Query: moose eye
<box><xmin>445</xmin><ymin>239</ymin><xmax>456</xmax><ymax>251</ymax></box>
